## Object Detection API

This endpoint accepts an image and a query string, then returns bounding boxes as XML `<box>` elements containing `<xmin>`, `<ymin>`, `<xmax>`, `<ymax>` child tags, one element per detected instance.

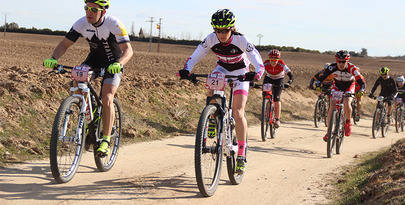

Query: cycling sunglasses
<box><xmin>269</xmin><ymin>58</ymin><xmax>279</xmax><ymax>62</ymax></box>
<box><xmin>337</xmin><ymin>60</ymin><xmax>347</xmax><ymax>64</ymax></box>
<box><xmin>214</xmin><ymin>28</ymin><xmax>231</xmax><ymax>34</ymax></box>
<box><xmin>84</xmin><ymin>5</ymin><xmax>104</xmax><ymax>13</ymax></box>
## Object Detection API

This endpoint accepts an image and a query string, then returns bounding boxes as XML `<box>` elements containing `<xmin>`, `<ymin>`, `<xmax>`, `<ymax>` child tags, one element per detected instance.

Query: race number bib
<box><xmin>332</xmin><ymin>91</ymin><xmax>344</xmax><ymax>101</ymax></box>
<box><xmin>263</xmin><ymin>83</ymin><xmax>272</xmax><ymax>92</ymax></box>
<box><xmin>71</xmin><ymin>65</ymin><xmax>90</xmax><ymax>82</ymax></box>
<box><xmin>206</xmin><ymin>73</ymin><xmax>226</xmax><ymax>91</ymax></box>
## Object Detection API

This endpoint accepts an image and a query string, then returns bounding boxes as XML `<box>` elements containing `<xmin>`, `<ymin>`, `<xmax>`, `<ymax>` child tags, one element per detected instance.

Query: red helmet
<box><xmin>335</xmin><ymin>50</ymin><xmax>350</xmax><ymax>61</ymax></box>
<box><xmin>268</xmin><ymin>49</ymin><xmax>281</xmax><ymax>59</ymax></box>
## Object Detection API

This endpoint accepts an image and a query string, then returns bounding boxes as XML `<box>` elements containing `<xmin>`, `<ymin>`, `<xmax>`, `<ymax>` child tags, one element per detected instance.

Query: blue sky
<box><xmin>2</xmin><ymin>0</ymin><xmax>405</xmax><ymax>56</ymax></box>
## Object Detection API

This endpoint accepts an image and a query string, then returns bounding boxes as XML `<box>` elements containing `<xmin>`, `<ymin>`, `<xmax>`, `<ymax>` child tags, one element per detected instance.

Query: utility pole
<box><xmin>257</xmin><ymin>34</ymin><xmax>263</xmax><ymax>46</ymax></box>
<box><xmin>3</xmin><ymin>14</ymin><xmax>6</xmax><ymax>38</ymax></box>
<box><xmin>131</xmin><ymin>21</ymin><xmax>135</xmax><ymax>37</ymax></box>
<box><xmin>146</xmin><ymin>17</ymin><xmax>155</xmax><ymax>52</ymax></box>
<box><xmin>157</xmin><ymin>18</ymin><xmax>162</xmax><ymax>53</ymax></box>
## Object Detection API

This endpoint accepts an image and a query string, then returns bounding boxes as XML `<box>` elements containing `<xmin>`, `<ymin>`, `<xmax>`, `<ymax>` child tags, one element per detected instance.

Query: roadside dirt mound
<box><xmin>358</xmin><ymin>139</ymin><xmax>405</xmax><ymax>204</ymax></box>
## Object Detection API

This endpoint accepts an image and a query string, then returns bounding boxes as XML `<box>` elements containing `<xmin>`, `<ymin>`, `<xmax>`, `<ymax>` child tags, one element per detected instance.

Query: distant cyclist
<box><xmin>313</xmin><ymin>50</ymin><xmax>365</xmax><ymax>141</ymax></box>
<box><xmin>369</xmin><ymin>67</ymin><xmax>398</xmax><ymax>124</ymax></box>
<box><xmin>353</xmin><ymin>74</ymin><xmax>366</xmax><ymax>121</ymax></box>
<box><xmin>262</xmin><ymin>49</ymin><xmax>293</xmax><ymax>128</ymax></box>
<box><xmin>309</xmin><ymin>62</ymin><xmax>334</xmax><ymax>93</ymax></box>
<box><xmin>396</xmin><ymin>76</ymin><xmax>405</xmax><ymax>102</ymax></box>
<box><xmin>178</xmin><ymin>9</ymin><xmax>264</xmax><ymax>174</ymax></box>
<box><xmin>369</xmin><ymin>67</ymin><xmax>398</xmax><ymax>123</ymax></box>
<box><xmin>43</xmin><ymin>0</ymin><xmax>133</xmax><ymax>156</ymax></box>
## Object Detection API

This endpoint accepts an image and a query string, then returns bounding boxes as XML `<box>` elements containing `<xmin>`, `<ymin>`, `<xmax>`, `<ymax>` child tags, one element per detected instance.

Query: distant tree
<box><xmin>8</xmin><ymin>22</ymin><xmax>19</xmax><ymax>30</ymax></box>
<box><xmin>360</xmin><ymin>48</ymin><xmax>368</xmax><ymax>57</ymax></box>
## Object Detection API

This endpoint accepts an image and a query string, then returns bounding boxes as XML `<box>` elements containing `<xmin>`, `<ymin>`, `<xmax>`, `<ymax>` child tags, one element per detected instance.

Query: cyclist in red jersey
<box><xmin>313</xmin><ymin>50</ymin><xmax>365</xmax><ymax>141</ymax></box>
<box><xmin>262</xmin><ymin>49</ymin><xmax>293</xmax><ymax>128</ymax></box>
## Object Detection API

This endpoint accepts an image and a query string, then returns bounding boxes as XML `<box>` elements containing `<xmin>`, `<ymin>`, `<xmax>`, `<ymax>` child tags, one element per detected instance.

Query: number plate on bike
<box><xmin>263</xmin><ymin>83</ymin><xmax>272</xmax><ymax>92</ymax></box>
<box><xmin>332</xmin><ymin>91</ymin><xmax>344</xmax><ymax>101</ymax></box>
<box><xmin>206</xmin><ymin>73</ymin><xmax>226</xmax><ymax>91</ymax></box>
<box><xmin>71</xmin><ymin>65</ymin><xmax>90</xmax><ymax>82</ymax></box>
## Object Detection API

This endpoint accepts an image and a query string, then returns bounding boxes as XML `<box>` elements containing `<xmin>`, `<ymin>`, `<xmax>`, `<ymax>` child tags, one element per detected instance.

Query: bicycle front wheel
<box><xmin>50</xmin><ymin>96</ymin><xmax>85</xmax><ymax>183</ymax></box>
<box><xmin>327</xmin><ymin>110</ymin><xmax>337</xmax><ymax>158</ymax></box>
<box><xmin>351</xmin><ymin>100</ymin><xmax>358</xmax><ymax>125</ymax></box>
<box><xmin>195</xmin><ymin>104</ymin><xmax>223</xmax><ymax>197</ymax></box>
<box><xmin>336</xmin><ymin>111</ymin><xmax>345</xmax><ymax>154</ymax></box>
<box><xmin>261</xmin><ymin>98</ymin><xmax>270</xmax><ymax>141</ymax></box>
<box><xmin>270</xmin><ymin>104</ymin><xmax>277</xmax><ymax>139</ymax></box>
<box><xmin>372</xmin><ymin>108</ymin><xmax>382</xmax><ymax>139</ymax></box>
<box><xmin>314</xmin><ymin>98</ymin><xmax>322</xmax><ymax>128</ymax></box>
<box><xmin>94</xmin><ymin>98</ymin><xmax>122</xmax><ymax>172</ymax></box>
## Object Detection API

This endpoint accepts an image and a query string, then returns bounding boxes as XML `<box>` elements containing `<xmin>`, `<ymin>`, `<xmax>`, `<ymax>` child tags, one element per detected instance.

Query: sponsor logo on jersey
<box><xmin>246</xmin><ymin>43</ymin><xmax>254</xmax><ymax>52</ymax></box>
<box><xmin>86</xmin><ymin>29</ymin><xmax>96</xmax><ymax>33</ymax></box>
<box><xmin>201</xmin><ymin>39</ymin><xmax>208</xmax><ymax>48</ymax></box>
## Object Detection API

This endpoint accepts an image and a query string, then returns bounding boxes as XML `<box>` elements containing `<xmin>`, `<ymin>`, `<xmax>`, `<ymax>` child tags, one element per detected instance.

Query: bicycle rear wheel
<box><xmin>351</xmin><ymin>100</ymin><xmax>358</xmax><ymax>125</ymax></box>
<box><xmin>94</xmin><ymin>98</ymin><xmax>122</xmax><ymax>172</ymax></box>
<box><xmin>226</xmin><ymin>115</ymin><xmax>248</xmax><ymax>185</ymax></box>
<box><xmin>195</xmin><ymin>104</ymin><xmax>223</xmax><ymax>197</ymax></box>
<box><xmin>314</xmin><ymin>98</ymin><xmax>322</xmax><ymax>128</ymax></box>
<box><xmin>50</xmin><ymin>96</ymin><xmax>85</xmax><ymax>183</ymax></box>
<box><xmin>382</xmin><ymin>108</ymin><xmax>389</xmax><ymax>138</ymax></box>
<box><xmin>372</xmin><ymin>108</ymin><xmax>382</xmax><ymax>139</ymax></box>
<box><xmin>395</xmin><ymin>106</ymin><xmax>401</xmax><ymax>133</ymax></box>
<box><xmin>261</xmin><ymin>98</ymin><xmax>270</xmax><ymax>141</ymax></box>
<box><xmin>327</xmin><ymin>110</ymin><xmax>337</xmax><ymax>158</ymax></box>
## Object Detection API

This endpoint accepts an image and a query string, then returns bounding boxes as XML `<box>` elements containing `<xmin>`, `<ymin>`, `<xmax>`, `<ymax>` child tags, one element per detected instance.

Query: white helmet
<box><xmin>397</xmin><ymin>75</ymin><xmax>405</xmax><ymax>83</ymax></box>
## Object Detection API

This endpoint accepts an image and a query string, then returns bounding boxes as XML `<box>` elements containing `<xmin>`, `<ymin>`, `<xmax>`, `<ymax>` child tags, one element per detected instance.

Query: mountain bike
<box><xmin>253</xmin><ymin>83</ymin><xmax>289</xmax><ymax>141</ymax></box>
<box><xmin>326</xmin><ymin>91</ymin><xmax>353</xmax><ymax>158</ymax></box>
<box><xmin>49</xmin><ymin>65</ymin><xmax>122</xmax><ymax>183</ymax></box>
<box><xmin>185</xmin><ymin>73</ymin><xmax>249</xmax><ymax>197</ymax></box>
<box><xmin>371</xmin><ymin>96</ymin><xmax>389</xmax><ymax>139</ymax></box>
<box><xmin>351</xmin><ymin>97</ymin><xmax>359</xmax><ymax>125</ymax></box>
<box><xmin>313</xmin><ymin>88</ymin><xmax>330</xmax><ymax>128</ymax></box>
<box><xmin>394</xmin><ymin>97</ymin><xmax>404</xmax><ymax>133</ymax></box>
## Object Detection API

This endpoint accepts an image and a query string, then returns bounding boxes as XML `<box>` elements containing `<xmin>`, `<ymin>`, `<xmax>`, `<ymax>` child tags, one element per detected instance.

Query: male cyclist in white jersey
<box><xmin>178</xmin><ymin>9</ymin><xmax>264</xmax><ymax>174</ymax></box>
<box><xmin>43</xmin><ymin>0</ymin><xmax>133</xmax><ymax>157</ymax></box>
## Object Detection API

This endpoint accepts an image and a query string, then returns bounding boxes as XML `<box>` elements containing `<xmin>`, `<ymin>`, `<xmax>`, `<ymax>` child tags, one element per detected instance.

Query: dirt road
<box><xmin>0</xmin><ymin>118</ymin><xmax>402</xmax><ymax>205</ymax></box>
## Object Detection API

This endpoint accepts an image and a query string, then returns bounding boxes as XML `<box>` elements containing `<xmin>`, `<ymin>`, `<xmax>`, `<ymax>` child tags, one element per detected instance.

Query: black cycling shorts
<box><xmin>263</xmin><ymin>76</ymin><xmax>284</xmax><ymax>102</ymax></box>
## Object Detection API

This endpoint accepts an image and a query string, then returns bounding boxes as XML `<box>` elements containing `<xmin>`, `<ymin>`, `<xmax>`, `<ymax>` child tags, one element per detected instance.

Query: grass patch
<box><xmin>335</xmin><ymin>151</ymin><xmax>385</xmax><ymax>205</ymax></box>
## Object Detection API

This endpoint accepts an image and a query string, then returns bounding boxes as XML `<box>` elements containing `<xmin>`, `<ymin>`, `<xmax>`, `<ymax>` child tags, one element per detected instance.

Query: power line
<box><xmin>146</xmin><ymin>17</ymin><xmax>155</xmax><ymax>52</ymax></box>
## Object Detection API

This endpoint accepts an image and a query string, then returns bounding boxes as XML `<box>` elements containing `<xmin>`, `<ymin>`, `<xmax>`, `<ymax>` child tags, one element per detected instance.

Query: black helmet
<box><xmin>335</xmin><ymin>50</ymin><xmax>350</xmax><ymax>61</ymax></box>
<box><xmin>211</xmin><ymin>9</ymin><xmax>236</xmax><ymax>29</ymax></box>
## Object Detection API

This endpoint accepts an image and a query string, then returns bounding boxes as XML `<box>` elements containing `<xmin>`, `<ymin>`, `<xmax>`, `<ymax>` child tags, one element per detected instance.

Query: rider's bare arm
<box><xmin>118</xmin><ymin>42</ymin><xmax>133</xmax><ymax>66</ymax></box>
<box><xmin>51</xmin><ymin>37</ymin><xmax>75</xmax><ymax>60</ymax></box>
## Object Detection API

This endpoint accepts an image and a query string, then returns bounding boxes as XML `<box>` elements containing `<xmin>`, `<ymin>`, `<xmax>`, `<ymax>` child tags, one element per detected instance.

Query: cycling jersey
<box><xmin>65</xmin><ymin>15</ymin><xmax>130</xmax><ymax>70</ymax></box>
<box><xmin>396</xmin><ymin>86</ymin><xmax>405</xmax><ymax>102</ymax></box>
<box><xmin>370</xmin><ymin>76</ymin><xmax>398</xmax><ymax>98</ymax></box>
<box><xmin>315</xmin><ymin>62</ymin><xmax>365</xmax><ymax>93</ymax></box>
<box><xmin>183</xmin><ymin>32</ymin><xmax>264</xmax><ymax>77</ymax></box>
<box><xmin>263</xmin><ymin>59</ymin><xmax>291</xmax><ymax>79</ymax></box>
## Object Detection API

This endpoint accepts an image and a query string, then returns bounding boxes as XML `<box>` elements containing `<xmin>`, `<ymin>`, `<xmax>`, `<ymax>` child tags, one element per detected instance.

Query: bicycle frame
<box><xmin>205</xmin><ymin>79</ymin><xmax>237</xmax><ymax>157</ymax></box>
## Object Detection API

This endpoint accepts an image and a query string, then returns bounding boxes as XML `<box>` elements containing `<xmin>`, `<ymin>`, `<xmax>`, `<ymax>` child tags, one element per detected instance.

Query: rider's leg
<box><xmin>232</xmin><ymin>93</ymin><xmax>248</xmax><ymax>157</ymax></box>
<box><xmin>101</xmin><ymin>84</ymin><xmax>117</xmax><ymax>139</ymax></box>
<box><xmin>344</xmin><ymin>97</ymin><xmax>352</xmax><ymax>122</ymax></box>
<box><xmin>97</xmin><ymin>74</ymin><xmax>121</xmax><ymax>154</ymax></box>
<box><xmin>356</xmin><ymin>96</ymin><xmax>362</xmax><ymax>115</ymax></box>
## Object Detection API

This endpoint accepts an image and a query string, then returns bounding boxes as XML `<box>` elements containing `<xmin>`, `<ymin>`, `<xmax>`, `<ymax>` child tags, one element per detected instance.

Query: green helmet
<box><xmin>84</xmin><ymin>0</ymin><xmax>110</xmax><ymax>9</ymax></box>
<box><xmin>211</xmin><ymin>9</ymin><xmax>236</xmax><ymax>29</ymax></box>
<box><xmin>379</xmin><ymin>66</ymin><xmax>390</xmax><ymax>75</ymax></box>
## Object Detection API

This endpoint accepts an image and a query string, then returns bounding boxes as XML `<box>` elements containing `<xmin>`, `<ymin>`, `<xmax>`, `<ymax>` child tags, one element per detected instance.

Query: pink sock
<box><xmin>237</xmin><ymin>140</ymin><xmax>246</xmax><ymax>157</ymax></box>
